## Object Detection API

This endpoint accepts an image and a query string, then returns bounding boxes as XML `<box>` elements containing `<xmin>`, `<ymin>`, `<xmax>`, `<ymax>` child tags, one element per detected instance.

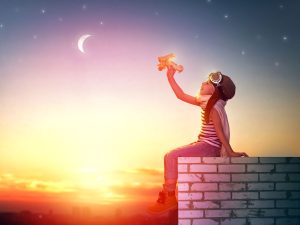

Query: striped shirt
<box><xmin>197</xmin><ymin>109</ymin><xmax>222</xmax><ymax>148</ymax></box>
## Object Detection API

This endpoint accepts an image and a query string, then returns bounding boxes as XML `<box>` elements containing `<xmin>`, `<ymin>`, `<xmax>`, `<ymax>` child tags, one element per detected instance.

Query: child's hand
<box><xmin>237</xmin><ymin>152</ymin><xmax>249</xmax><ymax>157</ymax></box>
<box><xmin>229</xmin><ymin>151</ymin><xmax>249</xmax><ymax>157</ymax></box>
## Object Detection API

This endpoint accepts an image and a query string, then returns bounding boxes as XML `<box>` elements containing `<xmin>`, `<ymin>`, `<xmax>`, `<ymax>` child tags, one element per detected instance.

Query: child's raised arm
<box><xmin>167</xmin><ymin>67</ymin><xmax>200</xmax><ymax>107</ymax></box>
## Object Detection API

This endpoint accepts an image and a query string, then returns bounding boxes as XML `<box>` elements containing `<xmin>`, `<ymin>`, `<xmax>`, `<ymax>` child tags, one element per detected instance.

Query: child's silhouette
<box><xmin>147</xmin><ymin>66</ymin><xmax>248</xmax><ymax>215</ymax></box>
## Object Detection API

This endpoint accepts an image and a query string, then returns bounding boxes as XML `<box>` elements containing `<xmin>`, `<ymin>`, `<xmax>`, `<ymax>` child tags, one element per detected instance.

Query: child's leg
<box><xmin>163</xmin><ymin>141</ymin><xmax>220</xmax><ymax>192</ymax></box>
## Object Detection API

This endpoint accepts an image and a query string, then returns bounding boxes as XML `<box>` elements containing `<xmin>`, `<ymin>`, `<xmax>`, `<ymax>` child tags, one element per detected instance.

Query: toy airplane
<box><xmin>157</xmin><ymin>53</ymin><xmax>184</xmax><ymax>72</ymax></box>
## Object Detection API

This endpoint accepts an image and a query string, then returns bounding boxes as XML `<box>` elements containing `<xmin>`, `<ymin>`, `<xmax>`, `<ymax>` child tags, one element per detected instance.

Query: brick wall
<box><xmin>177</xmin><ymin>157</ymin><xmax>300</xmax><ymax>225</ymax></box>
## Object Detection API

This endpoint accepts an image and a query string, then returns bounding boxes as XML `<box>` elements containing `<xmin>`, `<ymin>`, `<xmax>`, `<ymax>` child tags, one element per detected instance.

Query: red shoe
<box><xmin>147</xmin><ymin>190</ymin><xmax>178</xmax><ymax>215</ymax></box>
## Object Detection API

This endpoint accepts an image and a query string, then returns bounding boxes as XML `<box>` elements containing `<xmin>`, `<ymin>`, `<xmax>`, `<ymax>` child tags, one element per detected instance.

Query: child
<box><xmin>147</xmin><ymin>66</ymin><xmax>248</xmax><ymax>214</ymax></box>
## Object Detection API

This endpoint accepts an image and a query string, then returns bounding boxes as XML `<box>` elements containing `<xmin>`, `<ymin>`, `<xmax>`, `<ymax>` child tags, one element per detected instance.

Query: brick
<box><xmin>218</xmin><ymin>165</ymin><xmax>245</xmax><ymax>173</ymax></box>
<box><xmin>204</xmin><ymin>192</ymin><xmax>231</xmax><ymax>200</ymax></box>
<box><xmin>248</xmin><ymin>200</ymin><xmax>274</xmax><ymax>208</ymax></box>
<box><xmin>203</xmin><ymin>174</ymin><xmax>230</xmax><ymax>182</ymax></box>
<box><xmin>290</xmin><ymin>191</ymin><xmax>300</xmax><ymax>199</ymax></box>
<box><xmin>178</xmin><ymin>183</ymin><xmax>190</xmax><ymax>191</ymax></box>
<box><xmin>247</xmin><ymin>164</ymin><xmax>275</xmax><ymax>173</ymax></box>
<box><xmin>179</xmin><ymin>201</ymin><xmax>192</xmax><ymax>209</ymax></box>
<box><xmin>259</xmin><ymin>157</ymin><xmax>287</xmax><ymax>163</ymax></box>
<box><xmin>276</xmin><ymin>164</ymin><xmax>300</xmax><ymax>172</ymax></box>
<box><xmin>202</xmin><ymin>157</ymin><xmax>230</xmax><ymax>164</ymax></box>
<box><xmin>179</xmin><ymin>219</ymin><xmax>191</xmax><ymax>225</ymax></box>
<box><xmin>178</xmin><ymin>157</ymin><xmax>201</xmax><ymax>164</ymax></box>
<box><xmin>178</xmin><ymin>210</ymin><xmax>203</xmax><ymax>218</ymax></box>
<box><xmin>248</xmin><ymin>218</ymin><xmax>274</xmax><ymax>225</ymax></box>
<box><xmin>219</xmin><ymin>183</ymin><xmax>246</xmax><ymax>191</ymax></box>
<box><xmin>288</xmin><ymin>174</ymin><xmax>300</xmax><ymax>181</ymax></box>
<box><xmin>178</xmin><ymin>164</ymin><xmax>188</xmax><ymax>172</ymax></box>
<box><xmin>231</xmin><ymin>157</ymin><xmax>258</xmax><ymax>164</ymax></box>
<box><xmin>232</xmin><ymin>209</ymin><xmax>262</xmax><ymax>217</ymax></box>
<box><xmin>247</xmin><ymin>183</ymin><xmax>274</xmax><ymax>191</ymax></box>
<box><xmin>260</xmin><ymin>209</ymin><xmax>286</xmax><ymax>217</ymax></box>
<box><xmin>276</xmin><ymin>218</ymin><xmax>300</xmax><ymax>225</ymax></box>
<box><xmin>191</xmin><ymin>183</ymin><xmax>218</xmax><ymax>191</ymax></box>
<box><xmin>193</xmin><ymin>219</ymin><xmax>219</xmax><ymax>225</ymax></box>
<box><xmin>220</xmin><ymin>200</ymin><xmax>247</xmax><ymax>208</ymax></box>
<box><xmin>232</xmin><ymin>192</ymin><xmax>258</xmax><ymax>200</ymax></box>
<box><xmin>288</xmin><ymin>209</ymin><xmax>300</xmax><ymax>216</ymax></box>
<box><xmin>193</xmin><ymin>201</ymin><xmax>220</xmax><ymax>209</ymax></box>
<box><xmin>276</xmin><ymin>182</ymin><xmax>300</xmax><ymax>190</ymax></box>
<box><xmin>205</xmin><ymin>210</ymin><xmax>231</xmax><ymax>217</ymax></box>
<box><xmin>178</xmin><ymin>174</ymin><xmax>202</xmax><ymax>182</ymax></box>
<box><xmin>260</xmin><ymin>191</ymin><xmax>286</xmax><ymax>199</ymax></box>
<box><xmin>178</xmin><ymin>192</ymin><xmax>203</xmax><ymax>200</ymax></box>
<box><xmin>220</xmin><ymin>218</ymin><xmax>247</xmax><ymax>225</ymax></box>
<box><xmin>260</xmin><ymin>173</ymin><xmax>287</xmax><ymax>182</ymax></box>
<box><xmin>190</xmin><ymin>165</ymin><xmax>217</xmax><ymax>173</ymax></box>
<box><xmin>288</xmin><ymin>157</ymin><xmax>300</xmax><ymax>163</ymax></box>
<box><xmin>232</xmin><ymin>174</ymin><xmax>258</xmax><ymax>182</ymax></box>
<box><xmin>276</xmin><ymin>200</ymin><xmax>300</xmax><ymax>208</ymax></box>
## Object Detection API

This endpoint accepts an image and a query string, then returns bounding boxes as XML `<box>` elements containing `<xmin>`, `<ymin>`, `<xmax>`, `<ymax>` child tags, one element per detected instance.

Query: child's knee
<box><xmin>164</xmin><ymin>151</ymin><xmax>170</xmax><ymax>162</ymax></box>
<box><xmin>164</xmin><ymin>148</ymin><xmax>177</xmax><ymax>162</ymax></box>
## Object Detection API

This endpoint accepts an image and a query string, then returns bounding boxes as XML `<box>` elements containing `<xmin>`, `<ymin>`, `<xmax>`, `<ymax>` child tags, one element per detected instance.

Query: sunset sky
<box><xmin>0</xmin><ymin>0</ymin><xmax>300</xmax><ymax>215</ymax></box>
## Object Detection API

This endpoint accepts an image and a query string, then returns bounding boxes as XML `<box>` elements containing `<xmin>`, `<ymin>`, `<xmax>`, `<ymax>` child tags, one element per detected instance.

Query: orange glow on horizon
<box><xmin>0</xmin><ymin>168</ymin><xmax>163</xmax><ymax>209</ymax></box>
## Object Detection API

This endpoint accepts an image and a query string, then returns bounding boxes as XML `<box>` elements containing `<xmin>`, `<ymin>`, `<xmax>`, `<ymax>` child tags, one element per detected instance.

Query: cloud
<box><xmin>116</xmin><ymin>167</ymin><xmax>163</xmax><ymax>176</ymax></box>
<box><xmin>0</xmin><ymin>173</ymin><xmax>75</xmax><ymax>193</ymax></box>
<box><xmin>109</xmin><ymin>184</ymin><xmax>160</xmax><ymax>199</ymax></box>
<box><xmin>0</xmin><ymin>169</ymin><xmax>163</xmax><ymax>205</ymax></box>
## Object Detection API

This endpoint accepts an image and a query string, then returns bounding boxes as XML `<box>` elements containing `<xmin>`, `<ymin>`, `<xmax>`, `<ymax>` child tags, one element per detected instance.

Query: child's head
<box><xmin>203</xmin><ymin>71</ymin><xmax>236</xmax><ymax>123</ymax></box>
<box><xmin>206</xmin><ymin>71</ymin><xmax>236</xmax><ymax>100</ymax></box>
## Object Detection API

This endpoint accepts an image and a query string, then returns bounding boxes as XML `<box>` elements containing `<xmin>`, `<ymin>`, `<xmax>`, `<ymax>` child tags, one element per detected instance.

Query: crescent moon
<box><xmin>78</xmin><ymin>34</ymin><xmax>92</xmax><ymax>53</ymax></box>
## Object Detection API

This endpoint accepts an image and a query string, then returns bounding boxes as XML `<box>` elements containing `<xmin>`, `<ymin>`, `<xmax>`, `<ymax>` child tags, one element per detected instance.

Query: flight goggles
<box><xmin>208</xmin><ymin>71</ymin><xmax>223</xmax><ymax>86</ymax></box>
